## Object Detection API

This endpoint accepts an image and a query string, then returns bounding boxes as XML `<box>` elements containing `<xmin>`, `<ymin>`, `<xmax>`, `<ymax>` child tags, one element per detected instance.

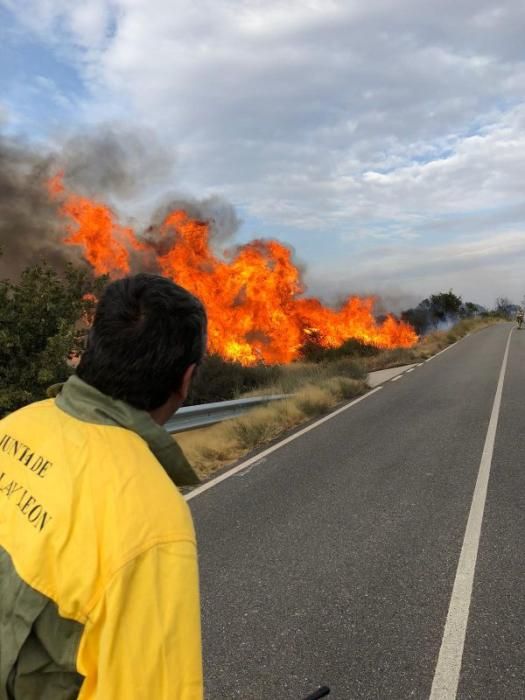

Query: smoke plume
<box><xmin>0</xmin><ymin>125</ymin><xmax>243</xmax><ymax>278</ymax></box>
<box><xmin>0</xmin><ymin>136</ymin><xmax>72</xmax><ymax>277</ymax></box>
<box><xmin>146</xmin><ymin>194</ymin><xmax>241</xmax><ymax>253</ymax></box>
<box><xmin>59</xmin><ymin>124</ymin><xmax>175</xmax><ymax>201</ymax></box>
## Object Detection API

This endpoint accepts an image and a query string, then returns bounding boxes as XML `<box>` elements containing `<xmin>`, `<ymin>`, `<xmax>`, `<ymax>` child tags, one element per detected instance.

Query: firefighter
<box><xmin>0</xmin><ymin>274</ymin><xmax>206</xmax><ymax>699</ymax></box>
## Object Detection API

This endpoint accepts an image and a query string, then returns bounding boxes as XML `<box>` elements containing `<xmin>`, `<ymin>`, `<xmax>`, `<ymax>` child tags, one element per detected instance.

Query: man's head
<box><xmin>77</xmin><ymin>273</ymin><xmax>207</xmax><ymax>420</ymax></box>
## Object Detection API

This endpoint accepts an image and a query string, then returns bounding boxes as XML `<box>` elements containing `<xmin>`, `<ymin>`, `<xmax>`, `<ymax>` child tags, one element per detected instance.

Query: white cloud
<box><xmin>0</xmin><ymin>103</ymin><xmax>9</xmax><ymax>126</ymax></box>
<box><xmin>2</xmin><ymin>0</ymin><xmax>112</xmax><ymax>47</ymax></box>
<box><xmin>307</xmin><ymin>229</ymin><xmax>525</xmax><ymax>307</ymax></box>
<box><xmin>348</xmin><ymin>105</ymin><xmax>525</xmax><ymax>218</ymax></box>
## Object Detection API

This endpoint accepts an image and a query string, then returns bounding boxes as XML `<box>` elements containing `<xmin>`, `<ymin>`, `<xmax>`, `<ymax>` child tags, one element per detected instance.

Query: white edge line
<box><xmin>184</xmin><ymin>386</ymin><xmax>384</xmax><ymax>501</ymax></box>
<box><xmin>429</xmin><ymin>327</ymin><xmax>514</xmax><ymax>699</ymax></box>
<box><xmin>425</xmin><ymin>335</ymin><xmax>468</xmax><ymax>362</ymax></box>
<box><xmin>406</xmin><ymin>368</ymin><xmax>415</xmax><ymax>373</ymax></box>
<box><xmin>391</xmin><ymin>375</ymin><xmax>402</xmax><ymax>382</ymax></box>
<box><xmin>425</xmin><ymin>342</ymin><xmax>453</xmax><ymax>362</ymax></box>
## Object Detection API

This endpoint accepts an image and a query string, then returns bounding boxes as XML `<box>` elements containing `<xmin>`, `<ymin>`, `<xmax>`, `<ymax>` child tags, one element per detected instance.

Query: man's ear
<box><xmin>177</xmin><ymin>363</ymin><xmax>196</xmax><ymax>403</ymax></box>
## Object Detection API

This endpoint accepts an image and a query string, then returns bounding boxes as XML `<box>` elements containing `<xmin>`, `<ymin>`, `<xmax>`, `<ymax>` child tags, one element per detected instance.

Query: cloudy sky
<box><xmin>1</xmin><ymin>0</ymin><xmax>525</xmax><ymax>308</ymax></box>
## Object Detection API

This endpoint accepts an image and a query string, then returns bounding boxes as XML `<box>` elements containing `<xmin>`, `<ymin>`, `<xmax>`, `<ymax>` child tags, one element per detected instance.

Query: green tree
<box><xmin>401</xmin><ymin>302</ymin><xmax>432</xmax><ymax>335</ymax></box>
<box><xmin>460</xmin><ymin>301</ymin><xmax>486</xmax><ymax>318</ymax></box>
<box><xmin>402</xmin><ymin>290</ymin><xmax>465</xmax><ymax>334</ymax></box>
<box><xmin>428</xmin><ymin>291</ymin><xmax>463</xmax><ymax>322</ymax></box>
<box><xmin>0</xmin><ymin>263</ymin><xmax>106</xmax><ymax>417</ymax></box>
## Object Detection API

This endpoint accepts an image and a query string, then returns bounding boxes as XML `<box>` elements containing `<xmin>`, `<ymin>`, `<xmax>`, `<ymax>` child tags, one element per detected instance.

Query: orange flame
<box><xmin>48</xmin><ymin>174</ymin><xmax>145</xmax><ymax>275</ymax></box>
<box><xmin>49</xmin><ymin>175</ymin><xmax>417</xmax><ymax>364</ymax></box>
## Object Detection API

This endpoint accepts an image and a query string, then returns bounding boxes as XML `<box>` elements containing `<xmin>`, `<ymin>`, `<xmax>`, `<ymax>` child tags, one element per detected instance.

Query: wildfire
<box><xmin>48</xmin><ymin>175</ymin><xmax>145</xmax><ymax>275</ymax></box>
<box><xmin>49</xmin><ymin>175</ymin><xmax>417</xmax><ymax>364</ymax></box>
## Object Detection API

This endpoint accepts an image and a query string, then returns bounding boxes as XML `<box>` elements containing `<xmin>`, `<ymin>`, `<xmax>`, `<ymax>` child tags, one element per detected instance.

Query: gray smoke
<box><xmin>0</xmin><ymin>135</ymin><xmax>77</xmax><ymax>278</ymax></box>
<box><xmin>368</xmin><ymin>291</ymin><xmax>420</xmax><ymax>317</ymax></box>
<box><xmin>60</xmin><ymin>124</ymin><xmax>175</xmax><ymax>201</ymax></box>
<box><xmin>0</xmin><ymin>124</ymin><xmax>243</xmax><ymax>279</ymax></box>
<box><xmin>152</xmin><ymin>194</ymin><xmax>241</xmax><ymax>242</ymax></box>
<box><xmin>144</xmin><ymin>193</ymin><xmax>241</xmax><ymax>258</ymax></box>
<box><xmin>321</xmin><ymin>285</ymin><xmax>419</xmax><ymax>316</ymax></box>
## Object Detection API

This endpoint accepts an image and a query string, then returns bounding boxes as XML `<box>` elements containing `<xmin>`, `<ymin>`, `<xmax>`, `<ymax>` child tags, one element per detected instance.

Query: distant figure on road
<box><xmin>516</xmin><ymin>307</ymin><xmax>524</xmax><ymax>329</ymax></box>
<box><xmin>0</xmin><ymin>273</ymin><xmax>207</xmax><ymax>699</ymax></box>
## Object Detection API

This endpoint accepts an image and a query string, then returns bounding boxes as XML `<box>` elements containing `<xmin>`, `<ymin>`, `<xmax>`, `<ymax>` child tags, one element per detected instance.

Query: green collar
<box><xmin>55</xmin><ymin>375</ymin><xmax>199</xmax><ymax>486</ymax></box>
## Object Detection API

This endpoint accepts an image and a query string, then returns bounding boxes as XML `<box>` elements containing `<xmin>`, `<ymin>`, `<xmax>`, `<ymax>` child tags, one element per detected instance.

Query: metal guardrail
<box><xmin>166</xmin><ymin>394</ymin><xmax>289</xmax><ymax>434</ymax></box>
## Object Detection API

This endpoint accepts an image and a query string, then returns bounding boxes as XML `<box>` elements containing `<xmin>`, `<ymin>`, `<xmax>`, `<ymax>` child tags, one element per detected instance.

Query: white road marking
<box><xmin>185</xmin><ymin>386</ymin><xmax>384</xmax><ymax>501</ymax></box>
<box><xmin>391</xmin><ymin>375</ymin><xmax>402</xmax><ymax>382</ymax></box>
<box><xmin>430</xmin><ymin>327</ymin><xmax>514</xmax><ymax>699</ymax></box>
<box><xmin>406</xmin><ymin>368</ymin><xmax>415</xmax><ymax>373</ymax></box>
<box><xmin>425</xmin><ymin>335</ymin><xmax>469</xmax><ymax>363</ymax></box>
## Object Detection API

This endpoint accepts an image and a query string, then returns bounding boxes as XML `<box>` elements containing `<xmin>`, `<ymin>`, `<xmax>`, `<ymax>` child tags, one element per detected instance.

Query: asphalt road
<box><xmin>188</xmin><ymin>322</ymin><xmax>524</xmax><ymax>699</ymax></box>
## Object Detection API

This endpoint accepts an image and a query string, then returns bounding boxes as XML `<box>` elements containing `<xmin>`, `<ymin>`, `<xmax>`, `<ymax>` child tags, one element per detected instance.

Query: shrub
<box><xmin>300</xmin><ymin>337</ymin><xmax>380</xmax><ymax>363</ymax></box>
<box><xmin>187</xmin><ymin>354</ymin><xmax>281</xmax><ymax>405</ymax></box>
<box><xmin>294</xmin><ymin>385</ymin><xmax>333</xmax><ymax>417</ymax></box>
<box><xmin>324</xmin><ymin>377</ymin><xmax>365</xmax><ymax>400</ymax></box>
<box><xmin>324</xmin><ymin>357</ymin><xmax>366</xmax><ymax>380</ymax></box>
<box><xmin>0</xmin><ymin>263</ymin><xmax>105</xmax><ymax>417</ymax></box>
<box><xmin>230</xmin><ymin>411</ymin><xmax>275</xmax><ymax>451</ymax></box>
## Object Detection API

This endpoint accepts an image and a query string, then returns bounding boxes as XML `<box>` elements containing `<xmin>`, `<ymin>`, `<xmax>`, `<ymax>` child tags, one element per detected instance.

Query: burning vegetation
<box><xmin>48</xmin><ymin>174</ymin><xmax>417</xmax><ymax>365</ymax></box>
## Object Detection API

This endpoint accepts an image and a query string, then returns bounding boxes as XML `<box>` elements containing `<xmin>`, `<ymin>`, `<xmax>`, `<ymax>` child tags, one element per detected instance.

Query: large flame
<box><xmin>48</xmin><ymin>175</ymin><xmax>417</xmax><ymax>364</ymax></box>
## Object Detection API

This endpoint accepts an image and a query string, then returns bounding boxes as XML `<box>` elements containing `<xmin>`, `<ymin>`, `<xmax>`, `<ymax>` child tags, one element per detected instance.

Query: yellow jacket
<box><xmin>0</xmin><ymin>376</ymin><xmax>203</xmax><ymax>699</ymax></box>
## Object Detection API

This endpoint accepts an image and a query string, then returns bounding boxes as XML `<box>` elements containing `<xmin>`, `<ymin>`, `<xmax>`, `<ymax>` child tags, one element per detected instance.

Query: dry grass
<box><xmin>176</xmin><ymin>316</ymin><xmax>504</xmax><ymax>479</ymax></box>
<box><xmin>294</xmin><ymin>385</ymin><xmax>333</xmax><ymax>417</ymax></box>
<box><xmin>176</xmin><ymin>376</ymin><xmax>368</xmax><ymax>477</ymax></box>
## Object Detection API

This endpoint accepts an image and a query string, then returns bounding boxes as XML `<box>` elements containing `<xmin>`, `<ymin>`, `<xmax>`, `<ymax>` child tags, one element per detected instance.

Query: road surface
<box><xmin>188</xmin><ymin>322</ymin><xmax>524</xmax><ymax>699</ymax></box>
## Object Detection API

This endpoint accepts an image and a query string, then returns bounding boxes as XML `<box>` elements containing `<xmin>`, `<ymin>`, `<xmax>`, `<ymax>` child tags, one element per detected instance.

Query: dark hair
<box><xmin>77</xmin><ymin>273</ymin><xmax>207</xmax><ymax>411</ymax></box>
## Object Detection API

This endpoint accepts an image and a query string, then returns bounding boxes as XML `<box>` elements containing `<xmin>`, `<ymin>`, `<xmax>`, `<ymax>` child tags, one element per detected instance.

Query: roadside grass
<box><xmin>176</xmin><ymin>315</ymin><xmax>504</xmax><ymax>479</ymax></box>
<box><xmin>177</xmin><ymin>376</ymin><xmax>367</xmax><ymax>477</ymax></box>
